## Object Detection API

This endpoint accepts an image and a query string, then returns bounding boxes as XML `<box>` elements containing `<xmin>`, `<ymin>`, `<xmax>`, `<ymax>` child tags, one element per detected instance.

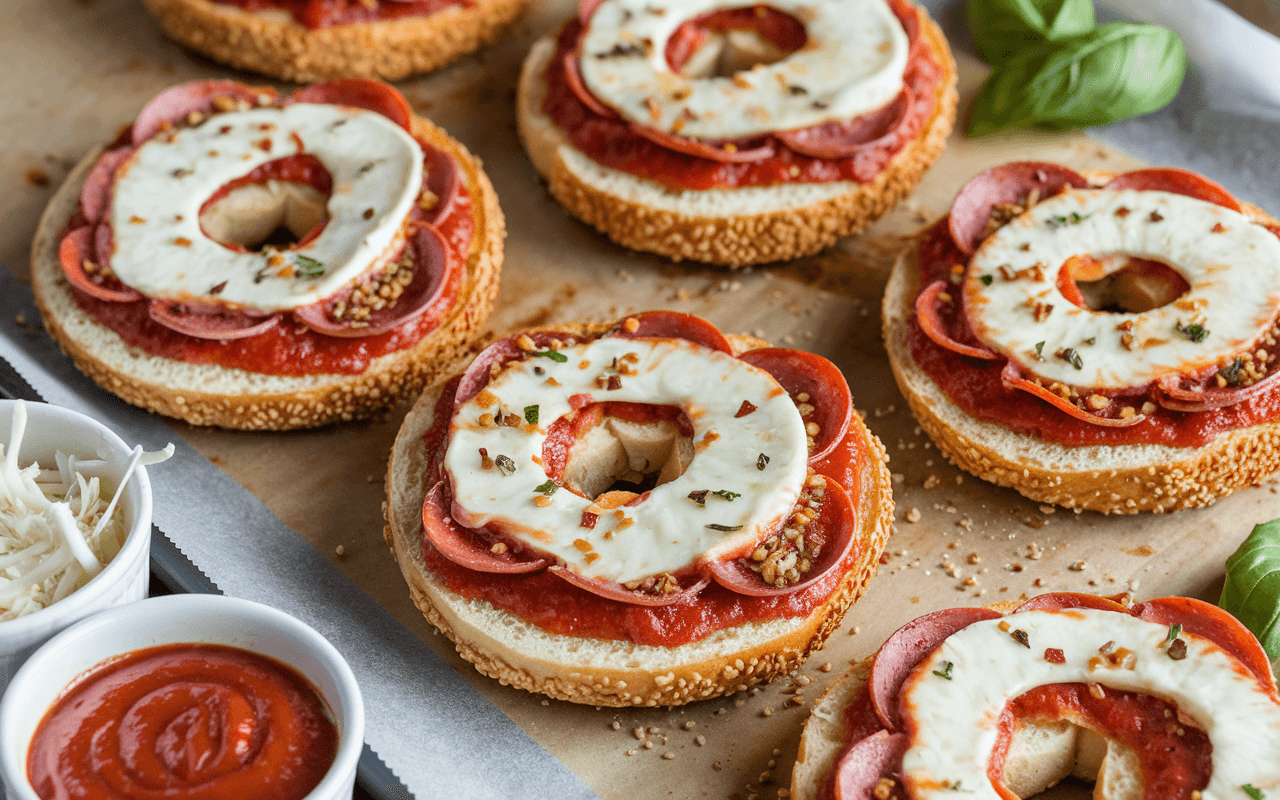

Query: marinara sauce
<box><xmin>27</xmin><ymin>644</ymin><xmax>338</xmax><ymax>800</ymax></box>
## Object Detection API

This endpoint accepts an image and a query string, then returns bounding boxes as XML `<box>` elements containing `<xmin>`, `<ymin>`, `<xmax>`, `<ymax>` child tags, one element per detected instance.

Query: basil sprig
<box><xmin>967</xmin><ymin>20</ymin><xmax>1187</xmax><ymax>136</ymax></box>
<box><xmin>967</xmin><ymin>0</ymin><xmax>1094</xmax><ymax>66</ymax></box>
<box><xmin>1220</xmin><ymin>520</ymin><xmax>1280</xmax><ymax>662</ymax></box>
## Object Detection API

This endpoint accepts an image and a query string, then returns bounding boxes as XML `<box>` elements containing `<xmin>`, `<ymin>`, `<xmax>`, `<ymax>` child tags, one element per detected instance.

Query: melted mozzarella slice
<box><xmin>110</xmin><ymin>103</ymin><xmax>423</xmax><ymax>311</ymax></box>
<box><xmin>443</xmin><ymin>337</ymin><xmax>809</xmax><ymax>584</ymax></box>
<box><xmin>900</xmin><ymin>609</ymin><xmax>1280</xmax><ymax>799</ymax></box>
<box><xmin>579</xmin><ymin>0</ymin><xmax>908</xmax><ymax>141</ymax></box>
<box><xmin>964</xmin><ymin>189</ymin><xmax>1280</xmax><ymax>390</ymax></box>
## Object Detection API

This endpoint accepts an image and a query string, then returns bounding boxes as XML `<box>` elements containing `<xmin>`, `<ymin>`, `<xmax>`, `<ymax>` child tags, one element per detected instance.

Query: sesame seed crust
<box><xmin>883</xmin><ymin>196</ymin><xmax>1280</xmax><ymax>514</ymax></box>
<box><xmin>139</xmin><ymin>0</ymin><xmax>532</xmax><ymax>82</ymax></box>
<box><xmin>384</xmin><ymin>326</ymin><xmax>894</xmax><ymax>706</ymax></box>
<box><xmin>515</xmin><ymin>3</ymin><xmax>957</xmax><ymax>268</ymax></box>
<box><xmin>30</xmin><ymin>115</ymin><xmax>503</xmax><ymax>431</ymax></box>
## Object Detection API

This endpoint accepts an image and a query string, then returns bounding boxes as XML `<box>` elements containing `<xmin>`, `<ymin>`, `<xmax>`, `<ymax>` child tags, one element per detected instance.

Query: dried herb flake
<box><xmin>1175</xmin><ymin>321</ymin><xmax>1209</xmax><ymax>343</ymax></box>
<box><xmin>524</xmin><ymin>405</ymin><xmax>539</xmax><ymax>425</ymax></box>
<box><xmin>533</xmin><ymin>479</ymin><xmax>557</xmax><ymax>496</ymax></box>
<box><xmin>494</xmin><ymin>455</ymin><xmax>516</xmax><ymax>475</ymax></box>
<box><xmin>688</xmin><ymin>490</ymin><xmax>709</xmax><ymax>506</ymax></box>
<box><xmin>757</xmin><ymin>453</ymin><xmax>770</xmax><ymax>471</ymax></box>
<box><xmin>531</xmin><ymin>350</ymin><xmax>569</xmax><ymax>363</ymax></box>
<box><xmin>932</xmin><ymin>661</ymin><xmax>954</xmax><ymax>680</ymax></box>
<box><xmin>706</xmin><ymin>524</ymin><xmax>743</xmax><ymax>532</ymax></box>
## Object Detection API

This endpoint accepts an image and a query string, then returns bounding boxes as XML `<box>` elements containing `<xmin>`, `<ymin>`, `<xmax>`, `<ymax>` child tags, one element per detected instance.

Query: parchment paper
<box><xmin>3</xmin><ymin>0</ymin><xmax>1280</xmax><ymax>798</ymax></box>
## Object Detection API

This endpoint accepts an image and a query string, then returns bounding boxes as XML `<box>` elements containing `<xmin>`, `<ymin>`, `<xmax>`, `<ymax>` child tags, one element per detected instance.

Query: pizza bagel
<box><xmin>792</xmin><ymin>593</ymin><xmax>1280</xmax><ymax>800</ymax></box>
<box><xmin>31</xmin><ymin>79</ymin><xmax>503</xmax><ymax>430</ymax></box>
<box><xmin>884</xmin><ymin>161</ymin><xmax>1280</xmax><ymax>513</ymax></box>
<box><xmin>516</xmin><ymin>0</ymin><xmax>956</xmax><ymax>267</ymax></box>
<box><xmin>140</xmin><ymin>0</ymin><xmax>531</xmax><ymax>82</ymax></box>
<box><xmin>383</xmin><ymin>311</ymin><xmax>894</xmax><ymax>706</ymax></box>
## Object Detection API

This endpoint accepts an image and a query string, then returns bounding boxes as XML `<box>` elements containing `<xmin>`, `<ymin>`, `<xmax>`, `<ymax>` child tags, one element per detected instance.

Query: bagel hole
<box><xmin>666</xmin><ymin>7</ymin><xmax>807</xmax><ymax>79</ymax></box>
<box><xmin>1058</xmin><ymin>255</ymin><xmax>1190</xmax><ymax>314</ymax></box>
<box><xmin>554</xmin><ymin>403</ymin><xmax>694</xmax><ymax>503</ymax></box>
<box><xmin>199</xmin><ymin>154</ymin><xmax>333</xmax><ymax>253</ymax></box>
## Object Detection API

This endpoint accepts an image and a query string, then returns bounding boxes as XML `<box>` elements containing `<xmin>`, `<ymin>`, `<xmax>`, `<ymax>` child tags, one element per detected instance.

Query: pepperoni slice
<box><xmin>948</xmin><ymin>162</ymin><xmax>1090</xmax><ymax>254</ymax></box>
<box><xmin>548</xmin><ymin>565</ymin><xmax>709</xmax><ymax>606</ymax></box>
<box><xmin>607</xmin><ymin>310</ymin><xmax>733</xmax><ymax>354</ymax></box>
<box><xmin>418</xmin><ymin>143</ymin><xmax>461</xmax><ymax>227</ymax></box>
<box><xmin>293</xmin><ymin>225</ymin><xmax>455</xmax><ymax>338</ymax></box>
<box><xmin>58</xmin><ymin>226</ymin><xmax>141</xmax><ymax>303</ymax></box>
<box><xmin>706</xmin><ymin>478</ymin><xmax>855</xmax><ymax>596</ymax></box>
<box><xmin>1155</xmin><ymin>371</ymin><xmax>1280</xmax><ymax>412</ymax></box>
<box><xmin>454</xmin><ymin>330</ymin><xmax>571</xmax><ymax>409</ymax></box>
<box><xmin>627</xmin><ymin>123</ymin><xmax>778</xmax><ymax>164</ymax></box>
<box><xmin>563</xmin><ymin>50</ymin><xmax>619</xmax><ymax>119</ymax></box>
<box><xmin>1105</xmin><ymin>169</ymin><xmax>1242</xmax><ymax>213</ymax></box>
<box><xmin>147</xmin><ymin>298</ymin><xmax>281</xmax><ymax>340</ymax></box>
<box><xmin>288</xmin><ymin>79</ymin><xmax>414</xmax><ymax>133</ymax></box>
<box><xmin>132</xmin><ymin>80</ymin><xmax>275</xmax><ymax>146</ymax></box>
<box><xmin>737</xmin><ymin>348</ymin><xmax>852</xmax><ymax>463</ymax></box>
<box><xmin>831</xmin><ymin>730</ymin><xmax>909</xmax><ymax>800</ymax></box>
<box><xmin>869</xmin><ymin>606</ymin><xmax>1003</xmax><ymax>731</ymax></box>
<box><xmin>80</xmin><ymin>148</ymin><xmax>132</xmax><ymax>225</ymax></box>
<box><xmin>1014</xmin><ymin>592</ymin><xmax>1131</xmax><ymax>615</ymax></box>
<box><xmin>915</xmin><ymin>280</ymin><xmax>999</xmax><ymax>360</ymax></box>
<box><xmin>1001</xmin><ymin>361</ymin><xmax>1147</xmax><ymax>428</ymax></box>
<box><xmin>422</xmin><ymin>484</ymin><xmax>549</xmax><ymax>574</ymax></box>
<box><xmin>1132</xmin><ymin>596</ymin><xmax>1276</xmax><ymax>691</ymax></box>
<box><xmin>776</xmin><ymin>89</ymin><xmax>912</xmax><ymax>160</ymax></box>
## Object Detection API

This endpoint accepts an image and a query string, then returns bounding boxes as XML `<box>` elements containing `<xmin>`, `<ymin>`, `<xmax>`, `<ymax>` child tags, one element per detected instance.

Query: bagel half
<box><xmin>383</xmin><ymin>325</ymin><xmax>894</xmax><ymax>707</ymax></box>
<box><xmin>515</xmin><ymin>1</ymin><xmax>957</xmax><ymax>267</ymax></box>
<box><xmin>883</xmin><ymin>180</ymin><xmax>1280</xmax><ymax>515</ymax></box>
<box><xmin>31</xmin><ymin>114</ymin><xmax>503</xmax><ymax>431</ymax></box>
<box><xmin>141</xmin><ymin>0</ymin><xmax>532</xmax><ymax>82</ymax></box>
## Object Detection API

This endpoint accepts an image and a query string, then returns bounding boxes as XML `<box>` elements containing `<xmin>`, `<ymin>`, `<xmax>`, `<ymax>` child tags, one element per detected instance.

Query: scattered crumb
<box><xmin>611</xmin><ymin>721</ymin><xmax>621</xmax><ymax>730</ymax></box>
<box><xmin>967</xmin><ymin>553</ymin><xmax>981</xmax><ymax>565</ymax></box>
<box><xmin>633</xmin><ymin>727</ymin><xmax>645</xmax><ymax>740</ymax></box>
<box><xmin>334</xmin><ymin>545</ymin><xmax>346</xmax><ymax>558</ymax></box>
<box><xmin>662</xmin><ymin>752</ymin><xmax>675</xmax><ymax>760</ymax></box>
<box><xmin>891</xmin><ymin>472</ymin><xmax>905</xmax><ymax>484</ymax></box>
<box><xmin>906</xmin><ymin>507</ymin><xmax>921</xmax><ymax>523</ymax></box>
<box><xmin>626</xmin><ymin>749</ymin><xmax>637</xmax><ymax>757</ymax></box>
<box><xmin>819</xmin><ymin>662</ymin><xmax>833</xmax><ymax>672</ymax></box>
<box><xmin>1069</xmin><ymin>560</ymin><xmax>1087</xmax><ymax>572</ymax></box>
<box><xmin>1039</xmin><ymin>505</ymin><xmax>1056</xmax><ymax>514</ymax></box>
<box><xmin>24</xmin><ymin>167</ymin><xmax>50</xmax><ymax>187</ymax></box>
<box><xmin>643</xmin><ymin>741</ymin><xmax>654</xmax><ymax>750</ymax></box>
<box><xmin>683</xmin><ymin>721</ymin><xmax>696</xmax><ymax>730</ymax></box>
<box><xmin>696</xmin><ymin>735</ymin><xmax>707</xmax><ymax>746</ymax></box>
<box><xmin>923</xmin><ymin>475</ymin><xmax>941</xmax><ymax>490</ymax></box>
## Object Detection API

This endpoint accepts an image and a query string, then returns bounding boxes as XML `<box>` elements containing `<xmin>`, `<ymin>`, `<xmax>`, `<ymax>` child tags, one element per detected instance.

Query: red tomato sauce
<box><xmin>69</xmin><ymin>184</ymin><xmax>473</xmax><ymax>377</ymax></box>
<box><xmin>27</xmin><ymin>643</ymin><xmax>338</xmax><ymax>800</ymax></box>
<box><xmin>988</xmin><ymin>684</ymin><xmax>1212</xmax><ymax>800</ymax></box>
<box><xmin>213</xmin><ymin>0</ymin><xmax>467</xmax><ymax>28</ymax></box>
<box><xmin>907</xmin><ymin>221</ymin><xmax>1280</xmax><ymax>448</ymax></box>
<box><xmin>543</xmin><ymin>2</ymin><xmax>942</xmax><ymax>191</ymax></box>
<box><xmin>417</xmin><ymin>374</ymin><xmax>871</xmax><ymax>647</ymax></box>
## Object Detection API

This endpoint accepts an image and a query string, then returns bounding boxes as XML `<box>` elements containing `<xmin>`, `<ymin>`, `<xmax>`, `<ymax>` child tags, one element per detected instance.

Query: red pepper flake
<box><xmin>253</xmin><ymin>137</ymin><xmax>273</xmax><ymax>153</ymax></box>
<box><xmin>580</xmin><ymin>511</ymin><xmax>599</xmax><ymax>529</ymax></box>
<box><xmin>291</xmin><ymin>132</ymin><xmax>305</xmax><ymax>152</ymax></box>
<box><xmin>218</xmin><ymin>125</ymin><xmax>233</xmax><ymax>135</ymax></box>
<box><xmin>173</xmin><ymin>237</ymin><xmax>192</xmax><ymax>247</ymax></box>
<box><xmin>1044</xmin><ymin>648</ymin><xmax>1065</xmax><ymax>664</ymax></box>
<box><xmin>1211</xmin><ymin>222</ymin><xmax>1227</xmax><ymax>233</ymax></box>
<box><xmin>607</xmin><ymin>375</ymin><xmax>622</xmax><ymax>391</ymax></box>
<box><xmin>1011</xmin><ymin>629</ymin><xmax>1030</xmax><ymax>648</ymax></box>
<box><xmin>735</xmin><ymin>400</ymin><xmax>757</xmax><ymax>418</ymax></box>
<box><xmin>209</xmin><ymin>281</ymin><xmax>227</xmax><ymax>295</ymax></box>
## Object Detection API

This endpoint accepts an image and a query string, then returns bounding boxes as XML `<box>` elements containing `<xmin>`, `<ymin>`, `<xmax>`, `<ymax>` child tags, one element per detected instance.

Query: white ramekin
<box><xmin>0</xmin><ymin>399</ymin><xmax>152</xmax><ymax>690</ymax></box>
<box><xmin>0</xmin><ymin>593</ymin><xmax>364</xmax><ymax>800</ymax></box>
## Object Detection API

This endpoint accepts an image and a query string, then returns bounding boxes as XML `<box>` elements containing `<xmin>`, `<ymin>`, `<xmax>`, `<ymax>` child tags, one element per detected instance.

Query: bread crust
<box><xmin>883</xmin><ymin>202</ymin><xmax>1280</xmax><ymax>514</ymax></box>
<box><xmin>30</xmin><ymin>114</ymin><xmax>504</xmax><ymax>431</ymax></box>
<box><xmin>515</xmin><ymin>3</ymin><xmax>957</xmax><ymax>267</ymax></box>
<box><xmin>140</xmin><ymin>0</ymin><xmax>532</xmax><ymax>82</ymax></box>
<box><xmin>382</xmin><ymin>325</ymin><xmax>895</xmax><ymax>706</ymax></box>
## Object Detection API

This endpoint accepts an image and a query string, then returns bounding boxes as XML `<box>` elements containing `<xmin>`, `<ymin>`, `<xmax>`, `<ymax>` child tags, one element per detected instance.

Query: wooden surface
<box><xmin>5</xmin><ymin>2</ymin><xmax>1280</xmax><ymax>798</ymax></box>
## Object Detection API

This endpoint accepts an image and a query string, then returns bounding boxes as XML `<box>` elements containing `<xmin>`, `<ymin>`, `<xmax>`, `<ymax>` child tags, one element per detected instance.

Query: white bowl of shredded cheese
<box><xmin>0</xmin><ymin>400</ymin><xmax>159</xmax><ymax>691</ymax></box>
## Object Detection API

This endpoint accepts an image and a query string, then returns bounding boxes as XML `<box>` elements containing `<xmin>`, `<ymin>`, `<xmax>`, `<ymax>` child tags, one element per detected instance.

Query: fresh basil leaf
<box><xmin>1220</xmin><ymin>519</ymin><xmax>1280</xmax><ymax>662</ymax></box>
<box><xmin>967</xmin><ymin>22</ymin><xmax>1187</xmax><ymax>136</ymax></box>
<box><xmin>967</xmin><ymin>0</ymin><xmax>1095</xmax><ymax>66</ymax></box>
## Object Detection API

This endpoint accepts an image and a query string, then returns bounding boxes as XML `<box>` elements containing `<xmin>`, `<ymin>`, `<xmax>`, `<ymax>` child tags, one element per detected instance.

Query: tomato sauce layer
<box><xmin>989</xmin><ymin>684</ymin><xmax>1212</xmax><ymax>800</ymax></box>
<box><xmin>71</xmin><ymin>181</ymin><xmax>472</xmax><ymax>378</ymax></box>
<box><xmin>907</xmin><ymin>221</ymin><xmax>1280</xmax><ymax>448</ymax></box>
<box><xmin>543</xmin><ymin>3</ymin><xmax>941</xmax><ymax>191</ymax></box>
<box><xmin>214</xmin><ymin>0</ymin><xmax>466</xmax><ymax>28</ymax></box>
<box><xmin>418</xmin><ymin>370</ymin><xmax>869</xmax><ymax>647</ymax></box>
<box><xmin>27</xmin><ymin>643</ymin><xmax>338</xmax><ymax>800</ymax></box>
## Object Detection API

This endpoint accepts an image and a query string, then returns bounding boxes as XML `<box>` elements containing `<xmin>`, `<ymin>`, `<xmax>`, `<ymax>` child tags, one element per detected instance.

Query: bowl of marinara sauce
<box><xmin>0</xmin><ymin>594</ymin><xmax>364</xmax><ymax>800</ymax></box>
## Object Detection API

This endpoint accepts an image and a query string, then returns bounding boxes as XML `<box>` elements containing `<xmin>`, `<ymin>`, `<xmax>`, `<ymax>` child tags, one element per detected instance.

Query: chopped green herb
<box><xmin>757</xmin><ymin>453</ymin><xmax>770</xmax><ymax>471</ymax></box>
<box><xmin>294</xmin><ymin>255</ymin><xmax>325</xmax><ymax>277</ymax></box>
<box><xmin>530</xmin><ymin>350</ymin><xmax>569</xmax><ymax>363</ymax></box>
<box><xmin>932</xmin><ymin>661</ymin><xmax>954</xmax><ymax>680</ymax></box>
<box><xmin>524</xmin><ymin>405</ymin><xmax>539</xmax><ymax>425</ymax></box>
<box><xmin>1047</xmin><ymin>212</ymin><xmax>1092</xmax><ymax>228</ymax></box>
<box><xmin>1035</xmin><ymin>341</ymin><xmax>1045</xmax><ymax>356</ymax></box>
<box><xmin>494</xmin><ymin>455</ymin><xmax>516</xmax><ymax>475</ymax></box>
<box><xmin>688</xmin><ymin>490</ymin><xmax>709</xmax><ymax>506</ymax></box>
<box><xmin>712</xmin><ymin>490</ymin><xmax>741</xmax><ymax>502</ymax></box>
<box><xmin>1220</xmin><ymin>356</ymin><xmax>1246</xmax><ymax>387</ymax></box>
<box><xmin>1166</xmin><ymin>623</ymin><xmax>1183</xmax><ymax>644</ymax></box>
<box><xmin>357</xmin><ymin>162</ymin><xmax>376</xmax><ymax>175</ymax></box>
<box><xmin>1243</xmin><ymin>784</ymin><xmax>1265</xmax><ymax>800</ymax></box>
<box><xmin>1175</xmin><ymin>321</ymin><xmax>1209</xmax><ymax>343</ymax></box>
<box><xmin>979</xmin><ymin>274</ymin><xmax>994</xmax><ymax>286</ymax></box>
<box><xmin>706</xmin><ymin>524</ymin><xmax>743</xmax><ymax>532</ymax></box>
<box><xmin>533</xmin><ymin>479</ymin><xmax>557</xmax><ymax>496</ymax></box>
<box><xmin>1084</xmin><ymin>337</ymin><xmax>1096</xmax><ymax>346</ymax></box>
<box><xmin>1057</xmin><ymin>347</ymin><xmax>1084</xmax><ymax>370</ymax></box>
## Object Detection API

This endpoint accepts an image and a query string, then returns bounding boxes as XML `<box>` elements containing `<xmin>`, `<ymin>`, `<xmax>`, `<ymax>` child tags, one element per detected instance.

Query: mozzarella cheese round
<box><xmin>109</xmin><ymin>103</ymin><xmax>424</xmax><ymax>311</ymax></box>
<box><xmin>578</xmin><ymin>0</ymin><xmax>908</xmax><ymax>141</ymax></box>
<box><xmin>443</xmin><ymin>336</ymin><xmax>809</xmax><ymax>584</ymax></box>
<box><xmin>963</xmin><ymin>189</ymin><xmax>1280</xmax><ymax>390</ymax></box>
<box><xmin>900</xmin><ymin>609</ymin><xmax>1280</xmax><ymax>799</ymax></box>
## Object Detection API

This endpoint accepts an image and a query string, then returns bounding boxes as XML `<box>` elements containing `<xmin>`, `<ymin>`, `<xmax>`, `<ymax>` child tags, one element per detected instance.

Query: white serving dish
<box><xmin>0</xmin><ymin>593</ymin><xmax>364</xmax><ymax>800</ymax></box>
<box><xmin>0</xmin><ymin>400</ymin><xmax>152</xmax><ymax>690</ymax></box>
